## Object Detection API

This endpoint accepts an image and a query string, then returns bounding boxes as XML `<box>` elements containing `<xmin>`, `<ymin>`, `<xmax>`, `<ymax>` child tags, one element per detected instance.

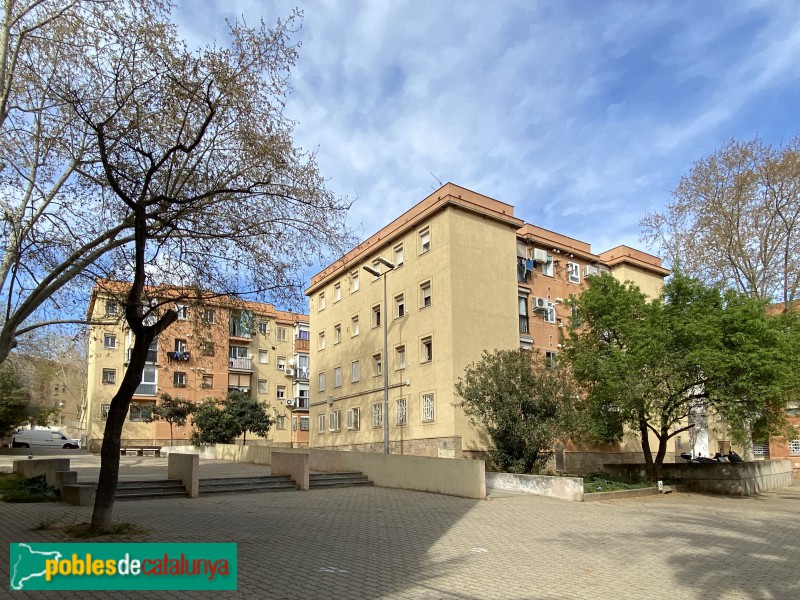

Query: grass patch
<box><xmin>62</xmin><ymin>521</ymin><xmax>149</xmax><ymax>539</ymax></box>
<box><xmin>0</xmin><ymin>472</ymin><xmax>24</xmax><ymax>491</ymax></box>
<box><xmin>1</xmin><ymin>474</ymin><xmax>60</xmax><ymax>503</ymax></box>
<box><xmin>583</xmin><ymin>473</ymin><xmax>654</xmax><ymax>494</ymax></box>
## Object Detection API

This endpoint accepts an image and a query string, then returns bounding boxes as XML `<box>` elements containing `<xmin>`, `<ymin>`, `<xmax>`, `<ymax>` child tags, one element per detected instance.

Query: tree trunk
<box><xmin>242</xmin><ymin>430</ymin><xmax>247</xmax><ymax>446</ymax></box>
<box><xmin>90</xmin><ymin>330</ymin><xmax>153</xmax><ymax>532</ymax></box>
<box><xmin>169</xmin><ymin>421</ymin><xmax>174</xmax><ymax>446</ymax></box>
<box><xmin>639</xmin><ymin>416</ymin><xmax>657</xmax><ymax>481</ymax></box>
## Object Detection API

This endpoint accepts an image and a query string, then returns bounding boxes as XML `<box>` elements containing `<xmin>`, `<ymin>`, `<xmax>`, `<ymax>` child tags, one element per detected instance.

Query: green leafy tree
<box><xmin>144</xmin><ymin>393</ymin><xmax>195</xmax><ymax>446</ymax></box>
<box><xmin>564</xmin><ymin>272</ymin><xmax>796</xmax><ymax>480</ymax></box>
<box><xmin>191</xmin><ymin>391</ymin><xmax>272</xmax><ymax>446</ymax></box>
<box><xmin>0</xmin><ymin>363</ymin><xmax>31</xmax><ymax>435</ymax></box>
<box><xmin>455</xmin><ymin>349</ymin><xmax>577</xmax><ymax>474</ymax></box>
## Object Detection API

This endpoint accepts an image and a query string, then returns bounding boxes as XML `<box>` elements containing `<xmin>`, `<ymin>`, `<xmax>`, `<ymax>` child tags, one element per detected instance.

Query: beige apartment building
<box><xmin>85</xmin><ymin>283</ymin><xmax>310</xmax><ymax>452</ymax></box>
<box><xmin>305</xmin><ymin>183</ymin><xmax>682</xmax><ymax>463</ymax></box>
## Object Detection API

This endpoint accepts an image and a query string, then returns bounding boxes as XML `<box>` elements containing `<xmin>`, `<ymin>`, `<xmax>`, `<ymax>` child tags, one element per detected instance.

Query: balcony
<box><xmin>228</xmin><ymin>385</ymin><xmax>251</xmax><ymax>395</ymax></box>
<box><xmin>229</xmin><ymin>357</ymin><xmax>252</xmax><ymax>371</ymax></box>
<box><xmin>295</xmin><ymin>338</ymin><xmax>310</xmax><ymax>351</ymax></box>
<box><xmin>294</xmin><ymin>396</ymin><xmax>309</xmax><ymax>410</ymax></box>
<box><xmin>167</xmin><ymin>351</ymin><xmax>191</xmax><ymax>362</ymax></box>
<box><xmin>134</xmin><ymin>383</ymin><xmax>157</xmax><ymax>396</ymax></box>
<box><xmin>126</xmin><ymin>348</ymin><xmax>158</xmax><ymax>364</ymax></box>
<box><xmin>294</xmin><ymin>367</ymin><xmax>309</xmax><ymax>381</ymax></box>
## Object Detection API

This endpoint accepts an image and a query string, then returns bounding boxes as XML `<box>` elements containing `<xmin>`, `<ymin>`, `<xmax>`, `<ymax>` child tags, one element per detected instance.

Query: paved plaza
<box><xmin>1</xmin><ymin>452</ymin><xmax>798</xmax><ymax>599</ymax></box>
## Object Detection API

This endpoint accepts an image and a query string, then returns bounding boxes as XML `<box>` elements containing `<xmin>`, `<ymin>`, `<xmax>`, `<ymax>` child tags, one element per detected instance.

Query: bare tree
<box><xmin>641</xmin><ymin>136</ymin><xmax>800</xmax><ymax>309</ymax></box>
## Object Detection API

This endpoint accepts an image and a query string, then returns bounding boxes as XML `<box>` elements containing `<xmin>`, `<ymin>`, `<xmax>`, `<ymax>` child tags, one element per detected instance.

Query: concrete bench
<box><xmin>120</xmin><ymin>446</ymin><xmax>161</xmax><ymax>457</ymax></box>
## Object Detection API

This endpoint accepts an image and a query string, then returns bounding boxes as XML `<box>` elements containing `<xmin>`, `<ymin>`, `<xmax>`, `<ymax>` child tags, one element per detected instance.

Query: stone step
<box><xmin>116</xmin><ymin>489</ymin><xmax>188</xmax><ymax>499</ymax></box>
<box><xmin>199</xmin><ymin>476</ymin><xmax>293</xmax><ymax>485</ymax></box>
<box><xmin>310</xmin><ymin>479</ymin><xmax>373</xmax><ymax>488</ymax></box>
<box><xmin>116</xmin><ymin>479</ymin><xmax>183</xmax><ymax>489</ymax></box>
<box><xmin>199</xmin><ymin>483</ymin><xmax>298</xmax><ymax>495</ymax></box>
<box><xmin>309</xmin><ymin>472</ymin><xmax>369</xmax><ymax>481</ymax></box>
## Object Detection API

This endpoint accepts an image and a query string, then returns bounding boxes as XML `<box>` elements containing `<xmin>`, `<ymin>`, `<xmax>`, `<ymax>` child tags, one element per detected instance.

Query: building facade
<box><xmin>85</xmin><ymin>284</ymin><xmax>309</xmax><ymax>451</ymax></box>
<box><xmin>305</xmin><ymin>183</ymin><xmax>679</xmax><ymax>461</ymax></box>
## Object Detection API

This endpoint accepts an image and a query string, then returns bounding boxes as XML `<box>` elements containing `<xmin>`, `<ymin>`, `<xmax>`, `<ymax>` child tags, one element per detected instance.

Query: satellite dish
<box><xmin>288</xmin><ymin>358</ymin><xmax>296</xmax><ymax>366</ymax></box>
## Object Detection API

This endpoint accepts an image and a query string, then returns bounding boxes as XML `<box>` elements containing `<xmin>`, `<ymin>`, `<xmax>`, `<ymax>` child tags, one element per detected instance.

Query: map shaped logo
<box><xmin>10</xmin><ymin>543</ymin><xmax>62</xmax><ymax>590</ymax></box>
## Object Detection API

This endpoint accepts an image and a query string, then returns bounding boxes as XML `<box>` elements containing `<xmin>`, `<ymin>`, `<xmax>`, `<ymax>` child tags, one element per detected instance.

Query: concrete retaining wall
<box><xmin>167</xmin><ymin>453</ymin><xmax>199</xmax><ymax>497</ymax></box>
<box><xmin>272</xmin><ymin>452</ymin><xmax>309</xmax><ymax>490</ymax></box>
<box><xmin>13</xmin><ymin>458</ymin><xmax>70</xmax><ymax>486</ymax></box>
<box><xmin>161</xmin><ymin>445</ymin><xmax>218</xmax><ymax>460</ymax></box>
<box><xmin>565</xmin><ymin>451</ymin><xmax>676</xmax><ymax>474</ymax></box>
<box><xmin>309</xmin><ymin>449</ymin><xmax>486</xmax><ymax>499</ymax></box>
<box><xmin>486</xmin><ymin>472</ymin><xmax>584</xmax><ymax>502</ymax></box>
<box><xmin>604</xmin><ymin>459</ymin><xmax>793</xmax><ymax>496</ymax></box>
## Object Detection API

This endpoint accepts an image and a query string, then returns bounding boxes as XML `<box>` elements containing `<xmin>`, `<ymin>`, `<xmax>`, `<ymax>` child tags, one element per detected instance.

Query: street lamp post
<box><xmin>363</xmin><ymin>257</ymin><xmax>395</xmax><ymax>455</ymax></box>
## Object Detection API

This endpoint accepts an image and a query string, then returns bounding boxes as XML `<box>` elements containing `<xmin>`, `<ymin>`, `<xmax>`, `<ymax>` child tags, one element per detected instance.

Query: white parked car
<box><xmin>11</xmin><ymin>428</ymin><xmax>80</xmax><ymax>449</ymax></box>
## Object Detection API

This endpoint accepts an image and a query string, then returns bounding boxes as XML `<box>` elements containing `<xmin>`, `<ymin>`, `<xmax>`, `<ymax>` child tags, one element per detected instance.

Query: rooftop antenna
<box><xmin>430</xmin><ymin>172</ymin><xmax>443</xmax><ymax>189</ymax></box>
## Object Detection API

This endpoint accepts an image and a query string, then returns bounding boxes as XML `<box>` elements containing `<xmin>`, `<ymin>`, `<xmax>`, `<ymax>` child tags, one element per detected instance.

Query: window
<box><xmin>318</xmin><ymin>414</ymin><xmax>325</xmax><ymax>434</ymax></box>
<box><xmin>420</xmin><ymin>281</ymin><xmax>431</xmax><ymax>308</ymax></box>
<box><xmin>334</xmin><ymin>366</ymin><xmax>342</xmax><ymax>388</ymax></box>
<box><xmin>101</xmin><ymin>404</ymin><xmax>111</xmax><ymax>420</ymax></box>
<box><xmin>544</xmin><ymin>302</ymin><xmax>556</xmax><ymax>324</ymax></box>
<box><xmin>202</xmin><ymin>308</ymin><xmax>215</xmax><ymax>324</ymax></box>
<box><xmin>276</xmin><ymin>385</ymin><xmax>286</xmax><ymax>400</ymax></box>
<box><xmin>567</xmin><ymin>262</ymin><xmax>581</xmax><ymax>284</ymax></box>
<box><xmin>351</xmin><ymin>360</ymin><xmax>360</xmax><ymax>383</ymax></box>
<box><xmin>318</xmin><ymin>332</ymin><xmax>326</xmax><ymax>351</ymax></box>
<box><xmin>373</xmin><ymin>353</ymin><xmax>382</xmax><ymax>377</ymax></box>
<box><xmin>129</xmin><ymin>404</ymin><xmax>152</xmax><ymax>422</ymax></box>
<box><xmin>422</xmin><ymin>393</ymin><xmax>435</xmax><ymax>422</ymax></box>
<box><xmin>519</xmin><ymin>295</ymin><xmax>529</xmax><ymax>334</ymax></box>
<box><xmin>334</xmin><ymin>282</ymin><xmax>341</xmax><ymax>302</ymax></box>
<box><xmin>419</xmin><ymin>227</ymin><xmax>431</xmax><ymax>254</ymax></box>
<box><xmin>259</xmin><ymin>350</ymin><xmax>268</xmax><ymax>364</ymax></box>
<box><xmin>297</xmin><ymin>329</ymin><xmax>310</xmax><ymax>340</ymax></box>
<box><xmin>258</xmin><ymin>379</ymin><xmax>268</xmax><ymax>394</ymax></box>
<box><xmin>542</xmin><ymin>259</ymin><xmax>554</xmax><ymax>277</ymax></box>
<box><xmin>372</xmin><ymin>305</ymin><xmax>381</xmax><ymax>328</ymax></box>
<box><xmin>202</xmin><ymin>375</ymin><xmax>213</xmax><ymax>389</ymax></box>
<box><xmin>545</xmin><ymin>351</ymin><xmax>557</xmax><ymax>370</ymax></box>
<box><xmin>277</xmin><ymin>327</ymin><xmax>287</xmax><ymax>342</ymax></box>
<box><xmin>396</xmin><ymin>397</ymin><xmax>407</xmax><ymax>426</ymax></box>
<box><xmin>752</xmin><ymin>443</ymin><xmax>770</xmax><ymax>457</ymax></box>
<box><xmin>318</xmin><ymin>372</ymin><xmax>326</xmax><ymax>392</ymax></box>
<box><xmin>351</xmin><ymin>271</ymin><xmax>359</xmax><ymax>293</ymax></box>
<box><xmin>300</xmin><ymin>416</ymin><xmax>309</xmax><ymax>431</ymax></box>
<box><xmin>277</xmin><ymin>356</ymin><xmax>287</xmax><ymax>371</ymax></box>
<box><xmin>394</xmin><ymin>293</ymin><xmax>405</xmax><ymax>319</ymax></box>
<box><xmin>372</xmin><ymin>403</ymin><xmax>383</xmax><ymax>428</ymax></box>
<box><xmin>103</xmin><ymin>334</ymin><xmax>117</xmax><ymax>349</ymax></box>
<box><xmin>276</xmin><ymin>416</ymin><xmax>286</xmax><ymax>430</ymax></box>
<box><xmin>347</xmin><ymin>407</ymin><xmax>360</xmax><ymax>430</ymax></box>
<box><xmin>789</xmin><ymin>439</ymin><xmax>800</xmax><ymax>456</ymax></box>
<box><xmin>200</xmin><ymin>341</ymin><xmax>215</xmax><ymax>356</ymax></box>
<box><xmin>394</xmin><ymin>243</ymin><xmax>404</xmax><ymax>267</ymax></box>
<box><xmin>571</xmin><ymin>306</ymin><xmax>583</xmax><ymax>329</ymax></box>
<box><xmin>102</xmin><ymin>369</ymin><xmax>116</xmax><ymax>385</ymax></box>
<box><xmin>105</xmin><ymin>301</ymin><xmax>118</xmax><ymax>316</ymax></box>
<box><xmin>351</xmin><ymin>315</ymin><xmax>360</xmax><ymax>337</ymax></box>
<box><xmin>173</xmin><ymin>372</ymin><xmax>186</xmax><ymax>387</ymax></box>
<box><xmin>259</xmin><ymin>321</ymin><xmax>269</xmax><ymax>336</ymax></box>
<box><xmin>329</xmin><ymin>410</ymin><xmax>341</xmax><ymax>432</ymax></box>
<box><xmin>230</xmin><ymin>345</ymin><xmax>249</xmax><ymax>359</ymax></box>
<box><xmin>176</xmin><ymin>304</ymin><xmax>188</xmax><ymax>320</ymax></box>
<box><xmin>318</xmin><ymin>292</ymin><xmax>326</xmax><ymax>311</ymax></box>
<box><xmin>174</xmin><ymin>338</ymin><xmax>187</xmax><ymax>353</ymax></box>
<box><xmin>396</xmin><ymin>345</ymin><xmax>406</xmax><ymax>370</ymax></box>
<box><xmin>421</xmin><ymin>336</ymin><xmax>433</xmax><ymax>363</ymax></box>
<box><xmin>334</xmin><ymin>324</ymin><xmax>342</xmax><ymax>344</ymax></box>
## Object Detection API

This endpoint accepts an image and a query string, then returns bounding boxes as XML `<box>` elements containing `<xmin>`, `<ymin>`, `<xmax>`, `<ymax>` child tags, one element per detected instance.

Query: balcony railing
<box><xmin>134</xmin><ymin>383</ymin><xmax>157</xmax><ymax>396</ymax></box>
<box><xmin>295</xmin><ymin>338</ymin><xmax>310</xmax><ymax>351</ymax></box>
<box><xmin>229</xmin><ymin>357</ymin><xmax>252</xmax><ymax>371</ymax></box>
<box><xmin>228</xmin><ymin>385</ymin><xmax>251</xmax><ymax>395</ymax></box>
<box><xmin>294</xmin><ymin>367</ymin><xmax>309</xmax><ymax>381</ymax></box>
<box><xmin>294</xmin><ymin>396</ymin><xmax>309</xmax><ymax>410</ymax></box>
<box><xmin>167</xmin><ymin>351</ymin><xmax>190</xmax><ymax>362</ymax></box>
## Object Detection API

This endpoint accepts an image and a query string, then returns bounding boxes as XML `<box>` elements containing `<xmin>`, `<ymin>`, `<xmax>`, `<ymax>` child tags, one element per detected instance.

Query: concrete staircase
<box><xmin>199</xmin><ymin>475</ymin><xmax>298</xmax><ymax>495</ymax></box>
<box><xmin>309</xmin><ymin>472</ymin><xmax>373</xmax><ymax>489</ymax></box>
<box><xmin>115</xmin><ymin>479</ymin><xmax>188</xmax><ymax>500</ymax></box>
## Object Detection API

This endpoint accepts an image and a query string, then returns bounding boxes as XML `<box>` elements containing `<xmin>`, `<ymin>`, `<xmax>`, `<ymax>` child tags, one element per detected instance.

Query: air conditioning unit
<box><xmin>285</xmin><ymin>368</ymin><xmax>294</xmax><ymax>377</ymax></box>
<box><xmin>533</xmin><ymin>297</ymin><xmax>548</xmax><ymax>311</ymax></box>
<box><xmin>584</xmin><ymin>264</ymin><xmax>600</xmax><ymax>277</ymax></box>
<box><xmin>533</xmin><ymin>249</ymin><xmax>550</xmax><ymax>263</ymax></box>
<box><xmin>285</xmin><ymin>398</ymin><xmax>294</xmax><ymax>407</ymax></box>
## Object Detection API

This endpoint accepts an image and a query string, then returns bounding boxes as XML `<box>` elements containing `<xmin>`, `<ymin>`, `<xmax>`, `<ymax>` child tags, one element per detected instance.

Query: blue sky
<box><xmin>175</xmin><ymin>0</ymin><xmax>800</xmax><ymax>283</ymax></box>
